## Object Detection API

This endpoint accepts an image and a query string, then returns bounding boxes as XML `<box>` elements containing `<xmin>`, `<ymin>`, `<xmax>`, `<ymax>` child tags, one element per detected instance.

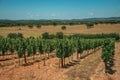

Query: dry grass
<box><xmin>0</xmin><ymin>24</ymin><xmax>120</xmax><ymax>37</ymax></box>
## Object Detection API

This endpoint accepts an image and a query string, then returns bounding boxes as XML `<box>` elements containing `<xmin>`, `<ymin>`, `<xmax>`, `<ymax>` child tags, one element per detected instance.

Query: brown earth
<box><xmin>0</xmin><ymin>42</ymin><xmax>119</xmax><ymax>80</ymax></box>
<box><xmin>0</xmin><ymin>46</ymin><xmax>105</xmax><ymax>80</ymax></box>
<box><xmin>0</xmin><ymin>24</ymin><xmax>120</xmax><ymax>37</ymax></box>
<box><xmin>90</xmin><ymin>42</ymin><xmax>120</xmax><ymax>80</ymax></box>
<box><xmin>0</xmin><ymin>48</ymin><xmax>101</xmax><ymax>80</ymax></box>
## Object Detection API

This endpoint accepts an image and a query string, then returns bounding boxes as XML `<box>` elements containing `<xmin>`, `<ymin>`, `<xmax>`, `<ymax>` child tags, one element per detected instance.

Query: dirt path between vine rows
<box><xmin>0</xmin><ymin>48</ymin><xmax>102</xmax><ymax>80</ymax></box>
<box><xmin>90</xmin><ymin>42</ymin><xmax>120</xmax><ymax>80</ymax></box>
<box><xmin>64</xmin><ymin>49</ymin><xmax>102</xmax><ymax>80</ymax></box>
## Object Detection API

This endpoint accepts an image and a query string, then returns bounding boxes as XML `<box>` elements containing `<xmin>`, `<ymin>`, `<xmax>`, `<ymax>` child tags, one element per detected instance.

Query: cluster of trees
<box><xmin>41</xmin><ymin>32</ymin><xmax>120</xmax><ymax>40</ymax></box>
<box><xmin>85</xmin><ymin>23</ymin><xmax>94</xmax><ymax>29</ymax></box>
<box><xmin>42</xmin><ymin>32</ymin><xmax>64</xmax><ymax>39</ymax></box>
<box><xmin>7</xmin><ymin>33</ymin><xmax>23</xmax><ymax>38</ymax></box>
<box><xmin>0</xmin><ymin>19</ymin><xmax>120</xmax><ymax>27</ymax></box>
<box><xmin>6</xmin><ymin>32</ymin><xmax>119</xmax><ymax>40</ymax></box>
<box><xmin>28</xmin><ymin>24</ymin><xmax>42</xmax><ymax>29</ymax></box>
<box><xmin>69</xmin><ymin>33</ymin><xmax>120</xmax><ymax>41</ymax></box>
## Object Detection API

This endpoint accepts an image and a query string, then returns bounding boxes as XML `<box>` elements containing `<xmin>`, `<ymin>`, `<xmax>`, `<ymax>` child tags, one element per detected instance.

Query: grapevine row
<box><xmin>101</xmin><ymin>38</ymin><xmax>115</xmax><ymax>73</ymax></box>
<box><xmin>0</xmin><ymin>36</ymin><xmax>115</xmax><ymax>73</ymax></box>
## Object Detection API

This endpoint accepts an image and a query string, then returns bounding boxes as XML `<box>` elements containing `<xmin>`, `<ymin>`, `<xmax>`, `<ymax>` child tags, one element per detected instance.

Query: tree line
<box><xmin>0</xmin><ymin>19</ymin><xmax>120</xmax><ymax>27</ymax></box>
<box><xmin>5</xmin><ymin>32</ymin><xmax>120</xmax><ymax>40</ymax></box>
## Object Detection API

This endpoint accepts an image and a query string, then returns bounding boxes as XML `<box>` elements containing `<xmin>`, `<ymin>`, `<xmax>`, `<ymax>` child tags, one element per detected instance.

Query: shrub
<box><xmin>56</xmin><ymin>32</ymin><xmax>64</xmax><ymax>39</ymax></box>
<box><xmin>36</xmin><ymin>25</ymin><xmax>42</xmax><ymax>28</ymax></box>
<box><xmin>17</xmin><ymin>33</ymin><xmax>24</xmax><ymax>38</ymax></box>
<box><xmin>61</xmin><ymin>25</ymin><xmax>66</xmax><ymax>30</ymax></box>
<box><xmin>109</xmin><ymin>33</ymin><xmax>119</xmax><ymax>41</ymax></box>
<box><xmin>28</xmin><ymin>25</ymin><xmax>33</xmax><ymax>29</ymax></box>
<box><xmin>53</xmin><ymin>22</ymin><xmax>57</xmax><ymax>26</ymax></box>
<box><xmin>49</xmin><ymin>34</ymin><xmax>55</xmax><ymax>39</ymax></box>
<box><xmin>42</xmin><ymin>32</ymin><xmax>49</xmax><ymax>39</ymax></box>
<box><xmin>7</xmin><ymin>33</ymin><xmax>23</xmax><ymax>38</ymax></box>
<box><xmin>18</xmin><ymin>28</ymin><xmax>22</xmax><ymax>30</ymax></box>
<box><xmin>86</xmin><ymin>23</ymin><xmax>94</xmax><ymax>29</ymax></box>
<box><xmin>69</xmin><ymin>22</ymin><xmax>74</xmax><ymax>25</ymax></box>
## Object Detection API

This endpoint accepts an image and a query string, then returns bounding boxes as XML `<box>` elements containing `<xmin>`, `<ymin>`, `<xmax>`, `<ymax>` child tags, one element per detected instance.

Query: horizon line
<box><xmin>0</xmin><ymin>16</ymin><xmax>120</xmax><ymax>21</ymax></box>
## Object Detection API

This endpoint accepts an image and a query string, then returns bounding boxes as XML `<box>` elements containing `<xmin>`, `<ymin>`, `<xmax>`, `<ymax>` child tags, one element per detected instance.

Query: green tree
<box><xmin>56</xmin><ymin>32</ymin><xmax>64</xmax><ymax>39</ymax></box>
<box><xmin>28</xmin><ymin>25</ymin><xmax>34</xmax><ymax>29</ymax></box>
<box><xmin>42</xmin><ymin>32</ymin><xmax>49</xmax><ymax>39</ymax></box>
<box><xmin>86</xmin><ymin>23</ymin><xmax>94</xmax><ymax>29</ymax></box>
<box><xmin>61</xmin><ymin>25</ymin><xmax>66</xmax><ymax>30</ymax></box>
<box><xmin>36</xmin><ymin>25</ymin><xmax>42</xmax><ymax>28</ymax></box>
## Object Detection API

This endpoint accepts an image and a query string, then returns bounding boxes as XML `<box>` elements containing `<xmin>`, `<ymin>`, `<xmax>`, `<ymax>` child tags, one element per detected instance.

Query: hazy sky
<box><xmin>0</xmin><ymin>0</ymin><xmax>120</xmax><ymax>20</ymax></box>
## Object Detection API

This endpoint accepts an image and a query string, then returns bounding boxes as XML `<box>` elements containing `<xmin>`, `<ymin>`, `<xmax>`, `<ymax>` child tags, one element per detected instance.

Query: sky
<box><xmin>0</xmin><ymin>0</ymin><xmax>120</xmax><ymax>20</ymax></box>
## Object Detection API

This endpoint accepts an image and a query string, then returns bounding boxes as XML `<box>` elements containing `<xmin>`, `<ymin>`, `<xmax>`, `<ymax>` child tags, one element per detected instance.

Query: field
<box><xmin>0</xmin><ymin>24</ymin><xmax>120</xmax><ymax>80</ymax></box>
<box><xmin>0</xmin><ymin>42</ymin><xmax>120</xmax><ymax>80</ymax></box>
<box><xmin>1</xmin><ymin>0</ymin><xmax>120</xmax><ymax>80</ymax></box>
<box><xmin>0</xmin><ymin>24</ymin><xmax>120</xmax><ymax>37</ymax></box>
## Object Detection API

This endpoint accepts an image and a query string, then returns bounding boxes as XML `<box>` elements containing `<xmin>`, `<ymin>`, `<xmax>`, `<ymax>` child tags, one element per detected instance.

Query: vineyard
<box><xmin>0</xmin><ymin>33</ymin><xmax>116</xmax><ymax>69</ymax></box>
<box><xmin>0</xmin><ymin>31</ymin><xmax>119</xmax><ymax>80</ymax></box>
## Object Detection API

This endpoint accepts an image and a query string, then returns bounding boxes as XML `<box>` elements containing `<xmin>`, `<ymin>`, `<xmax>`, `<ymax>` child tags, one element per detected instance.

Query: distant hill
<box><xmin>0</xmin><ymin>17</ymin><xmax>120</xmax><ymax>27</ymax></box>
<box><xmin>71</xmin><ymin>17</ymin><xmax>120</xmax><ymax>21</ymax></box>
<box><xmin>81</xmin><ymin>17</ymin><xmax>120</xmax><ymax>21</ymax></box>
<box><xmin>0</xmin><ymin>17</ymin><xmax>120</xmax><ymax>21</ymax></box>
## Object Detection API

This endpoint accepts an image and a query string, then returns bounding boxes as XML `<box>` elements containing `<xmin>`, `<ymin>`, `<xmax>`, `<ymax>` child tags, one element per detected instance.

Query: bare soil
<box><xmin>0</xmin><ymin>43</ymin><xmax>120</xmax><ymax>80</ymax></box>
<box><xmin>0</xmin><ymin>47</ymin><xmax>102</xmax><ymax>80</ymax></box>
<box><xmin>90</xmin><ymin>42</ymin><xmax>120</xmax><ymax>80</ymax></box>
